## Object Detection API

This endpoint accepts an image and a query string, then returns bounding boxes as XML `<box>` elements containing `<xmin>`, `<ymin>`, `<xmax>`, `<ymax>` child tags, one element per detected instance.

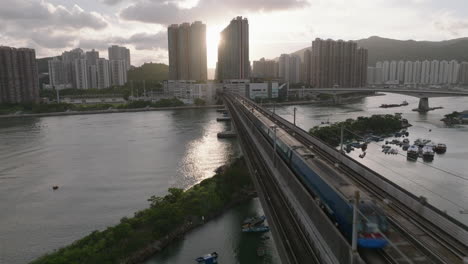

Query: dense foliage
<box><xmin>309</xmin><ymin>114</ymin><xmax>403</xmax><ymax>147</ymax></box>
<box><xmin>0</xmin><ymin>98</ymin><xmax>184</xmax><ymax>115</ymax></box>
<box><xmin>31</xmin><ymin>158</ymin><xmax>252</xmax><ymax>264</ymax></box>
<box><xmin>128</xmin><ymin>63</ymin><xmax>168</xmax><ymax>81</ymax></box>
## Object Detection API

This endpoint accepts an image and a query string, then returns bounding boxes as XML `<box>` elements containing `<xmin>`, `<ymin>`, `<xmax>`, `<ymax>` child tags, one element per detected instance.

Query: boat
<box><xmin>195</xmin><ymin>252</ymin><xmax>218</xmax><ymax>264</ymax></box>
<box><xmin>389</xmin><ymin>148</ymin><xmax>398</xmax><ymax>155</ymax></box>
<box><xmin>52</xmin><ymin>185</ymin><xmax>59</xmax><ymax>190</ymax></box>
<box><xmin>414</xmin><ymin>138</ymin><xmax>431</xmax><ymax>147</ymax></box>
<box><xmin>434</xmin><ymin>143</ymin><xmax>447</xmax><ymax>154</ymax></box>
<box><xmin>407</xmin><ymin>145</ymin><xmax>419</xmax><ymax>160</ymax></box>
<box><xmin>402</xmin><ymin>143</ymin><xmax>410</xmax><ymax>151</ymax></box>
<box><xmin>242</xmin><ymin>225</ymin><xmax>270</xmax><ymax>233</ymax></box>
<box><xmin>422</xmin><ymin>146</ymin><xmax>435</xmax><ymax>161</ymax></box>
<box><xmin>401</xmin><ymin>100</ymin><xmax>409</xmax><ymax>106</ymax></box>
<box><xmin>402</xmin><ymin>139</ymin><xmax>410</xmax><ymax>144</ymax></box>
<box><xmin>242</xmin><ymin>215</ymin><xmax>266</xmax><ymax>226</ymax></box>
<box><xmin>359</xmin><ymin>152</ymin><xmax>366</xmax><ymax>158</ymax></box>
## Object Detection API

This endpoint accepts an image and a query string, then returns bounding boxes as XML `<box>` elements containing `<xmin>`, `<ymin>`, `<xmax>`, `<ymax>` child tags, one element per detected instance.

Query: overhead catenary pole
<box><xmin>293</xmin><ymin>107</ymin><xmax>297</xmax><ymax>126</ymax></box>
<box><xmin>351</xmin><ymin>191</ymin><xmax>360</xmax><ymax>264</ymax></box>
<box><xmin>340</xmin><ymin>125</ymin><xmax>344</xmax><ymax>153</ymax></box>
<box><xmin>273</xmin><ymin>126</ymin><xmax>277</xmax><ymax>167</ymax></box>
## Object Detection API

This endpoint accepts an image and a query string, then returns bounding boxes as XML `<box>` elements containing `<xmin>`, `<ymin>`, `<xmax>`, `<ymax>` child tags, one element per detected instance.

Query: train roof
<box><xmin>244</xmin><ymin>100</ymin><xmax>373</xmax><ymax>203</ymax></box>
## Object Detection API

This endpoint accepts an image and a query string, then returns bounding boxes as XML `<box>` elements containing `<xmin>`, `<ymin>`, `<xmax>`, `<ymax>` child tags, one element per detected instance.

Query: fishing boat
<box><xmin>407</xmin><ymin>145</ymin><xmax>419</xmax><ymax>160</ymax></box>
<box><xmin>434</xmin><ymin>143</ymin><xmax>447</xmax><ymax>154</ymax></box>
<box><xmin>422</xmin><ymin>146</ymin><xmax>435</xmax><ymax>161</ymax></box>
<box><xmin>243</xmin><ymin>215</ymin><xmax>266</xmax><ymax>226</ymax></box>
<box><xmin>195</xmin><ymin>252</ymin><xmax>218</xmax><ymax>264</ymax></box>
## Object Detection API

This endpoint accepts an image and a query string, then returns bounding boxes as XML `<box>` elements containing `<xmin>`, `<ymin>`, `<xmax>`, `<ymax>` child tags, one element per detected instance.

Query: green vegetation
<box><xmin>309</xmin><ymin>114</ymin><xmax>404</xmax><ymax>147</ymax></box>
<box><xmin>194</xmin><ymin>98</ymin><xmax>206</xmax><ymax>106</ymax></box>
<box><xmin>31</xmin><ymin>157</ymin><xmax>252</xmax><ymax>264</ymax></box>
<box><xmin>128</xmin><ymin>63</ymin><xmax>168</xmax><ymax>81</ymax></box>
<box><xmin>0</xmin><ymin>98</ymin><xmax>184</xmax><ymax>115</ymax></box>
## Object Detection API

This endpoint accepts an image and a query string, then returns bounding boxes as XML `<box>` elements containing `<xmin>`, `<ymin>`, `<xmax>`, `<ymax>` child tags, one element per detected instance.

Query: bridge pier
<box><xmin>418</xmin><ymin>97</ymin><xmax>430</xmax><ymax>112</ymax></box>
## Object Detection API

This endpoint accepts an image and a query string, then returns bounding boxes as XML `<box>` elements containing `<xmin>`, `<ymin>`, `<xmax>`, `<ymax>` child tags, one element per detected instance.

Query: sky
<box><xmin>1</xmin><ymin>0</ymin><xmax>468</xmax><ymax>69</ymax></box>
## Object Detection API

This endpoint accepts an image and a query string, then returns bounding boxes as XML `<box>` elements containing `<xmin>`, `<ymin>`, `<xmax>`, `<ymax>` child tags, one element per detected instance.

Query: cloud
<box><xmin>120</xmin><ymin>0</ymin><xmax>308</xmax><ymax>25</ymax></box>
<box><xmin>79</xmin><ymin>32</ymin><xmax>167</xmax><ymax>51</ymax></box>
<box><xmin>434</xmin><ymin>17</ymin><xmax>468</xmax><ymax>36</ymax></box>
<box><xmin>0</xmin><ymin>0</ymin><xmax>107</xmax><ymax>30</ymax></box>
<box><xmin>100</xmin><ymin>0</ymin><xmax>126</xmax><ymax>5</ymax></box>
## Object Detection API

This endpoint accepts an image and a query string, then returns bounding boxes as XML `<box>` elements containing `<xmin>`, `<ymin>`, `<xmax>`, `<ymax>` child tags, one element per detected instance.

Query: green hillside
<box><xmin>290</xmin><ymin>36</ymin><xmax>468</xmax><ymax>66</ymax></box>
<box><xmin>128</xmin><ymin>62</ymin><xmax>168</xmax><ymax>81</ymax></box>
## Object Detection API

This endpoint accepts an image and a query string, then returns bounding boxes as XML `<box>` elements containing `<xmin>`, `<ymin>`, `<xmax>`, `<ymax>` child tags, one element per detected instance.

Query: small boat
<box><xmin>407</xmin><ymin>145</ymin><xmax>419</xmax><ymax>160</ymax></box>
<box><xmin>242</xmin><ymin>225</ymin><xmax>270</xmax><ymax>233</ymax></box>
<box><xmin>195</xmin><ymin>252</ymin><xmax>218</xmax><ymax>264</ymax></box>
<box><xmin>422</xmin><ymin>146</ymin><xmax>435</xmax><ymax>161</ymax></box>
<box><xmin>243</xmin><ymin>215</ymin><xmax>266</xmax><ymax>226</ymax></box>
<box><xmin>402</xmin><ymin>143</ymin><xmax>410</xmax><ymax>151</ymax></box>
<box><xmin>359</xmin><ymin>152</ymin><xmax>366</xmax><ymax>158</ymax></box>
<box><xmin>389</xmin><ymin>148</ymin><xmax>398</xmax><ymax>155</ymax></box>
<box><xmin>52</xmin><ymin>185</ymin><xmax>59</xmax><ymax>190</ymax></box>
<box><xmin>401</xmin><ymin>100</ymin><xmax>409</xmax><ymax>106</ymax></box>
<box><xmin>434</xmin><ymin>143</ymin><xmax>447</xmax><ymax>154</ymax></box>
<box><xmin>403</xmin><ymin>138</ymin><xmax>409</xmax><ymax>144</ymax></box>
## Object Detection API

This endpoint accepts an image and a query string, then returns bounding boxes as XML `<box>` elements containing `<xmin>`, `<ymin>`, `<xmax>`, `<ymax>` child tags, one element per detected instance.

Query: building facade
<box><xmin>310</xmin><ymin>38</ymin><xmax>367</xmax><ymax>88</ymax></box>
<box><xmin>216</xmin><ymin>17</ymin><xmax>250</xmax><ymax>80</ymax></box>
<box><xmin>252</xmin><ymin>58</ymin><xmax>277</xmax><ymax>79</ymax></box>
<box><xmin>167</xmin><ymin>21</ymin><xmax>207</xmax><ymax>81</ymax></box>
<box><xmin>0</xmin><ymin>46</ymin><xmax>39</xmax><ymax>103</ymax></box>
<box><xmin>108</xmin><ymin>45</ymin><xmax>131</xmax><ymax>71</ymax></box>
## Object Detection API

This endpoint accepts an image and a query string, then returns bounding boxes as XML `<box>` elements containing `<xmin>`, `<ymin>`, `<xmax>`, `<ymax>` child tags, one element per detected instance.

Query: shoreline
<box><xmin>1</xmin><ymin>93</ymin><xmax>381</xmax><ymax>119</ymax></box>
<box><xmin>0</xmin><ymin>104</ymin><xmax>224</xmax><ymax>119</ymax></box>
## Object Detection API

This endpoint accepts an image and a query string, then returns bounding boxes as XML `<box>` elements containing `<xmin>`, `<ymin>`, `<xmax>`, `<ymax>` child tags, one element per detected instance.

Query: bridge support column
<box><xmin>333</xmin><ymin>94</ymin><xmax>342</xmax><ymax>104</ymax></box>
<box><xmin>418</xmin><ymin>97</ymin><xmax>430</xmax><ymax>112</ymax></box>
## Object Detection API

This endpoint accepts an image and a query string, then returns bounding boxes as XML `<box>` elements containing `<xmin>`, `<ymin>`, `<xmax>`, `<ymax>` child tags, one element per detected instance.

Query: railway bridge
<box><xmin>288</xmin><ymin>87</ymin><xmax>468</xmax><ymax>112</ymax></box>
<box><xmin>223</xmin><ymin>93</ymin><xmax>468</xmax><ymax>264</ymax></box>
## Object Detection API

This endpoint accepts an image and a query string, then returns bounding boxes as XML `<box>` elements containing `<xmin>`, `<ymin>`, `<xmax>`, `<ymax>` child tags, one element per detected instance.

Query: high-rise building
<box><xmin>382</xmin><ymin>61</ymin><xmax>390</xmax><ymax>83</ymax></box>
<box><xmin>367</xmin><ymin>67</ymin><xmax>375</xmax><ymax>84</ymax></box>
<box><xmin>97</xmin><ymin>58</ymin><xmax>110</xmax><ymax>89</ymax></box>
<box><xmin>430</xmin><ymin>60</ymin><xmax>439</xmax><ymax>84</ymax></box>
<box><xmin>110</xmin><ymin>60</ymin><xmax>127</xmax><ymax>86</ymax></box>
<box><xmin>458</xmin><ymin>62</ymin><xmax>468</xmax><ymax>84</ymax></box>
<box><xmin>86</xmin><ymin>49</ymin><xmax>99</xmax><ymax>66</ymax></box>
<box><xmin>421</xmin><ymin>60</ymin><xmax>430</xmax><ymax>84</ymax></box>
<box><xmin>278</xmin><ymin>54</ymin><xmax>290</xmax><ymax>81</ymax></box>
<box><xmin>216</xmin><ymin>16</ymin><xmax>249</xmax><ymax>80</ymax></box>
<box><xmin>397</xmin><ymin>60</ymin><xmax>405</xmax><ymax>83</ymax></box>
<box><xmin>73</xmin><ymin>59</ymin><xmax>89</xmax><ymax>89</ymax></box>
<box><xmin>289</xmin><ymin>55</ymin><xmax>302</xmax><ymax>84</ymax></box>
<box><xmin>439</xmin><ymin>60</ymin><xmax>449</xmax><ymax>84</ymax></box>
<box><xmin>62</xmin><ymin>48</ymin><xmax>84</xmax><ymax>87</ymax></box>
<box><xmin>167</xmin><ymin>21</ymin><xmax>207</xmax><ymax>81</ymax></box>
<box><xmin>108</xmin><ymin>45</ymin><xmax>131</xmax><ymax>71</ymax></box>
<box><xmin>389</xmin><ymin>61</ymin><xmax>397</xmax><ymax>82</ymax></box>
<box><xmin>447</xmin><ymin>60</ymin><xmax>459</xmax><ymax>84</ymax></box>
<box><xmin>303</xmin><ymin>49</ymin><xmax>312</xmax><ymax>84</ymax></box>
<box><xmin>48</xmin><ymin>57</ymin><xmax>67</xmax><ymax>87</ymax></box>
<box><xmin>252</xmin><ymin>58</ymin><xmax>277</xmax><ymax>79</ymax></box>
<box><xmin>413</xmin><ymin>61</ymin><xmax>421</xmax><ymax>84</ymax></box>
<box><xmin>310</xmin><ymin>38</ymin><xmax>367</xmax><ymax>88</ymax></box>
<box><xmin>404</xmin><ymin>61</ymin><xmax>413</xmax><ymax>84</ymax></box>
<box><xmin>0</xmin><ymin>46</ymin><xmax>39</xmax><ymax>103</ymax></box>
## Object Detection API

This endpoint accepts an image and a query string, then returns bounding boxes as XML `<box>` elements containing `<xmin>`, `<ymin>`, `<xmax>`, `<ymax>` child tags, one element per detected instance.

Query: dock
<box><xmin>217</xmin><ymin>131</ymin><xmax>237</xmax><ymax>138</ymax></box>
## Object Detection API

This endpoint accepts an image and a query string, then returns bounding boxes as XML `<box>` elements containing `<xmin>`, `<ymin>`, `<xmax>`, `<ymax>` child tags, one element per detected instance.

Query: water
<box><xmin>0</xmin><ymin>109</ymin><xmax>240</xmax><ymax>264</ymax></box>
<box><xmin>1</xmin><ymin>94</ymin><xmax>467</xmax><ymax>263</ymax></box>
<box><xmin>274</xmin><ymin>93</ymin><xmax>468</xmax><ymax>224</ymax></box>
<box><xmin>145</xmin><ymin>198</ymin><xmax>280</xmax><ymax>264</ymax></box>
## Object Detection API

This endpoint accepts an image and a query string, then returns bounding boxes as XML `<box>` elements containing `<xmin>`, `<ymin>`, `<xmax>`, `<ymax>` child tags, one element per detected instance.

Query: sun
<box><xmin>206</xmin><ymin>26</ymin><xmax>221</xmax><ymax>69</ymax></box>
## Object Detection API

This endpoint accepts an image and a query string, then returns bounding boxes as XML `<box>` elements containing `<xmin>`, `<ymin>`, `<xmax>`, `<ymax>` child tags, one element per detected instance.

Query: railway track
<box><xmin>225</xmin><ymin>97</ymin><xmax>319</xmax><ymax>263</ymax></box>
<box><xmin>234</xmin><ymin>95</ymin><xmax>467</xmax><ymax>264</ymax></box>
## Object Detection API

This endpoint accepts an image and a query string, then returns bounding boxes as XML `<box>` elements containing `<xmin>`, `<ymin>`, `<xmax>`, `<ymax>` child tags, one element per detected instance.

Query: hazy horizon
<box><xmin>2</xmin><ymin>0</ymin><xmax>468</xmax><ymax>68</ymax></box>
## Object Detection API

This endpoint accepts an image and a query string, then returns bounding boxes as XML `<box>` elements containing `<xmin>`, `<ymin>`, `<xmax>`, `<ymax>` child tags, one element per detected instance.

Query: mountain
<box><xmin>128</xmin><ymin>62</ymin><xmax>168</xmax><ymax>81</ymax></box>
<box><xmin>290</xmin><ymin>36</ymin><xmax>468</xmax><ymax>66</ymax></box>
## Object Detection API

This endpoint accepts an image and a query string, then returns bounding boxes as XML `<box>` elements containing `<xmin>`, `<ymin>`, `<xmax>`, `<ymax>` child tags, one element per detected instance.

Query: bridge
<box><xmin>288</xmin><ymin>87</ymin><xmax>468</xmax><ymax>112</ymax></box>
<box><xmin>223</xmin><ymin>93</ymin><xmax>468</xmax><ymax>264</ymax></box>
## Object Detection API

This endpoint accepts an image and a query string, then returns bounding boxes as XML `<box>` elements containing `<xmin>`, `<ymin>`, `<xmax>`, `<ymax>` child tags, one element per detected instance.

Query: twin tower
<box><xmin>168</xmin><ymin>17</ymin><xmax>250</xmax><ymax>82</ymax></box>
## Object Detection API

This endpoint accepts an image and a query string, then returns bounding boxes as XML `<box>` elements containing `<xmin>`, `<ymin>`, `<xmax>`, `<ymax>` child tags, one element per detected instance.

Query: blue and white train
<box><xmin>242</xmin><ymin>101</ymin><xmax>389</xmax><ymax>249</ymax></box>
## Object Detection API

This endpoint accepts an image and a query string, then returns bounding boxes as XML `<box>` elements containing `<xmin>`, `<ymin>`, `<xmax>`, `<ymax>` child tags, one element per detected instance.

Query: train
<box><xmin>238</xmin><ymin>98</ymin><xmax>389</xmax><ymax>249</ymax></box>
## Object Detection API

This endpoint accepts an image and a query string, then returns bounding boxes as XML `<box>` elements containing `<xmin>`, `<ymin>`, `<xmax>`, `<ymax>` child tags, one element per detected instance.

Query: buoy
<box><xmin>52</xmin><ymin>185</ymin><xmax>59</xmax><ymax>190</ymax></box>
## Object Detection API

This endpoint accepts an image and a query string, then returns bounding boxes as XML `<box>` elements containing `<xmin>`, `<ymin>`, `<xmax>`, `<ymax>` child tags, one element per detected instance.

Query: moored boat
<box><xmin>195</xmin><ymin>252</ymin><xmax>218</xmax><ymax>264</ymax></box>
<box><xmin>422</xmin><ymin>146</ymin><xmax>435</xmax><ymax>161</ymax></box>
<box><xmin>434</xmin><ymin>143</ymin><xmax>447</xmax><ymax>154</ymax></box>
<box><xmin>242</xmin><ymin>215</ymin><xmax>266</xmax><ymax>226</ymax></box>
<box><xmin>407</xmin><ymin>145</ymin><xmax>419</xmax><ymax>160</ymax></box>
<box><xmin>242</xmin><ymin>225</ymin><xmax>270</xmax><ymax>233</ymax></box>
